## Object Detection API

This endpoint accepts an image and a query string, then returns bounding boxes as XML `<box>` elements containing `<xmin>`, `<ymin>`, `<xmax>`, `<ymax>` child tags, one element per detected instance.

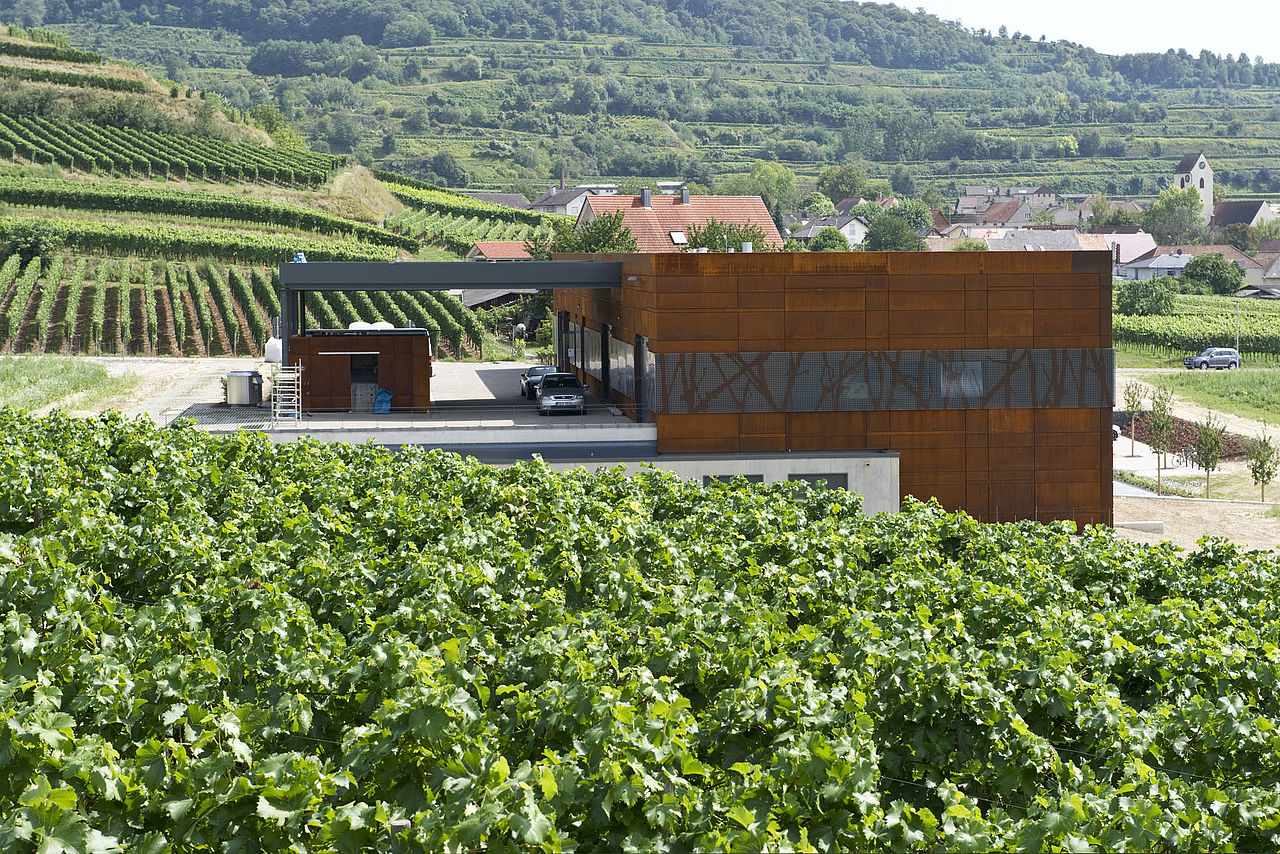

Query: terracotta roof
<box><xmin>579</xmin><ymin>195</ymin><xmax>783</xmax><ymax>253</ymax></box>
<box><xmin>468</xmin><ymin>241</ymin><xmax>532</xmax><ymax>260</ymax></box>
<box><xmin>979</xmin><ymin>199</ymin><xmax>1024</xmax><ymax>224</ymax></box>
<box><xmin>930</xmin><ymin>209</ymin><xmax>951</xmax><ymax>230</ymax></box>
<box><xmin>1175</xmin><ymin>153</ymin><xmax>1204</xmax><ymax>173</ymax></box>
<box><xmin>1095</xmin><ymin>225</ymin><xmax>1146</xmax><ymax>234</ymax></box>
<box><xmin>1139</xmin><ymin>245</ymin><xmax>1263</xmax><ymax>269</ymax></box>
<box><xmin>1258</xmin><ymin>239</ymin><xmax>1280</xmax><ymax>254</ymax></box>
<box><xmin>1212</xmin><ymin>200</ymin><xmax>1267</xmax><ymax>227</ymax></box>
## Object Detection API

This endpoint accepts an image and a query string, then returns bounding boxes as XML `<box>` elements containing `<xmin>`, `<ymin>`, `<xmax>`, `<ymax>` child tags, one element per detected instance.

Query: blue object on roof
<box><xmin>373</xmin><ymin>389</ymin><xmax>392</xmax><ymax>414</ymax></box>
<box><xmin>292</xmin><ymin>252</ymin><xmax>308</xmax><ymax>263</ymax></box>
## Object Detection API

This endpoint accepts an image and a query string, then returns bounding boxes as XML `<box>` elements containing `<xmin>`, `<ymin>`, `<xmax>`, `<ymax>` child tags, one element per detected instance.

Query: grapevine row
<box><xmin>0</xmin><ymin>38</ymin><xmax>102</xmax><ymax>63</ymax></box>
<box><xmin>0</xmin><ymin>176</ymin><xmax>417</xmax><ymax>249</ymax></box>
<box><xmin>186</xmin><ymin>267</ymin><xmax>216</xmax><ymax>354</ymax></box>
<box><xmin>381</xmin><ymin>181</ymin><xmax>561</xmax><ymax>227</ymax></box>
<box><xmin>0</xmin><ymin>64</ymin><xmax>146</xmax><ymax>92</ymax></box>
<box><xmin>1</xmin><ymin>257</ymin><xmax>41</xmax><ymax>348</ymax></box>
<box><xmin>0</xmin><ymin>115</ymin><xmax>342</xmax><ymax>186</ymax></box>
<box><xmin>88</xmin><ymin>261</ymin><xmax>106</xmax><ymax>351</ymax></box>
<box><xmin>61</xmin><ymin>258</ymin><xmax>86</xmax><ymax>353</ymax></box>
<box><xmin>117</xmin><ymin>261</ymin><xmax>131</xmax><ymax>353</ymax></box>
<box><xmin>165</xmin><ymin>263</ymin><xmax>186</xmax><ymax>349</ymax></box>
<box><xmin>228</xmin><ymin>267</ymin><xmax>268</xmax><ymax>351</ymax></box>
<box><xmin>0</xmin><ymin>216</ymin><xmax>397</xmax><ymax>263</ymax></box>
<box><xmin>33</xmin><ymin>255</ymin><xmax>62</xmax><ymax>351</ymax></box>
<box><xmin>1113</xmin><ymin>313</ymin><xmax>1280</xmax><ymax>355</ymax></box>
<box><xmin>141</xmin><ymin>262</ymin><xmax>157</xmax><ymax>354</ymax></box>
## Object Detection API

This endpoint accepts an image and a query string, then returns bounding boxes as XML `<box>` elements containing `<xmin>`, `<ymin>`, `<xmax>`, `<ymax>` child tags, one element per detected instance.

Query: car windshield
<box><xmin>1200</xmin><ymin>349</ymin><xmax>1215</xmax><ymax>356</ymax></box>
<box><xmin>542</xmin><ymin>376</ymin><xmax>581</xmax><ymax>390</ymax></box>
<box><xmin>528</xmin><ymin>366</ymin><xmax>555</xmax><ymax>376</ymax></box>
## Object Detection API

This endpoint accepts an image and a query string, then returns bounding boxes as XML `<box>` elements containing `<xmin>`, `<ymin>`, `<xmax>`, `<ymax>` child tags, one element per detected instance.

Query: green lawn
<box><xmin>1142</xmin><ymin>368</ymin><xmax>1280</xmax><ymax>426</ymax></box>
<box><xmin>0</xmin><ymin>355</ymin><xmax>138</xmax><ymax>412</ymax></box>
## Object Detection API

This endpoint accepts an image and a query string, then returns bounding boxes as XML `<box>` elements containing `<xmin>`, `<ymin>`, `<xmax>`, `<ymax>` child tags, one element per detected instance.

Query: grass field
<box><xmin>0</xmin><ymin>355</ymin><xmax>137</xmax><ymax>411</ymax></box>
<box><xmin>1144</xmin><ymin>368</ymin><xmax>1280</xmax><ymax>426</ymax></box>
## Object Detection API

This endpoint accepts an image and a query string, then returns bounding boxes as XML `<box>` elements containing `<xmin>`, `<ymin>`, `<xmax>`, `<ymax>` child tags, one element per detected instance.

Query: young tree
<box><xmin>1122</xmin><ymin>381</ymin><xmax>1144</xmax><ymax>457</ymax></box>
<box><xmin>1190</xmin><ymin>412</ymin><xmax>1227</xmax><ymax>498</ymax></box>
<box><xmin>1246</xmin><ymin>426</ymin><xmax>1280</xmax><ymax>502</ymax></box>
<box><xmin>950</xmin><ymin>238</ymin><xmax>989</xmax><ymax>251</ymax></box>
<box><xmin>808</xmin><ymin>227</ymin><xmax>850</xmax><ymax>251</ymax></box>
<box><xmin>1220</xmin><ymin>222</ymin><xmax>1257</xmax><ymax>253</ymax></box>
<box><xmin>1148</xmin><ymin>387</ymin><xmax>1175</xmax><ymax>495</ymax></box>
<box><xmin>798</xmin><ymin>191</ymin><xmax>836</xmax><ymax>217</ymax></box>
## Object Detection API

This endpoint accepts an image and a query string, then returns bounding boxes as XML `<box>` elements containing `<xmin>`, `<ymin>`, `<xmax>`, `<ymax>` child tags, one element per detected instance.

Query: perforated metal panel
<box><xmin>610</xmin><ymin>332</ymin><xmax>636</xmax><ymax>401</ymax></box>
<box><xmin>583</xmin><ymin>327</ymin><xmax>603</xmax><ymax>381</ymax></box>
<box><xmin>652</xmin><ymin>349</ymin><xmax>1114</xmax><ymax>414</ymax></box>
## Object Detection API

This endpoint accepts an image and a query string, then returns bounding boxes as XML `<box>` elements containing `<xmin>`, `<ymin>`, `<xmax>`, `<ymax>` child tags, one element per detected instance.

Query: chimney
<box><xmin>641</xmin><ymin>187</ymin><xmax>651</xmax><ymax>209</ymax></box>
<box><xmin>680</xmin><ymin>187</ymin><xmax>690</xmax><ymax>205</ymax></box>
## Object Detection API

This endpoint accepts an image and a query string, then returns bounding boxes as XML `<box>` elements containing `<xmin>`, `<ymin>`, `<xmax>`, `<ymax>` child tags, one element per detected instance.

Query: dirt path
<box><xmin>1116</xmin><ymin>368</ymin><xmax>1270</xmax><ymax>440</ymax></box>
<box><xmin>1113</xmin><ymin>495</ymin><xmax>1280</xmax><ymax>552</ymax></box>
<box><xmin>71</xmin><ymin>356</ymin><xmax>263</xmax><ymax>420</ymax></box>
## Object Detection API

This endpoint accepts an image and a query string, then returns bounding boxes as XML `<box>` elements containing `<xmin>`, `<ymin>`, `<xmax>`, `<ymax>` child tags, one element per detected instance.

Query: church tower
<box><xmin>1173</xmin><ymin>153</ymin><xmax>1213</xmax><ymax>224</ymax></box>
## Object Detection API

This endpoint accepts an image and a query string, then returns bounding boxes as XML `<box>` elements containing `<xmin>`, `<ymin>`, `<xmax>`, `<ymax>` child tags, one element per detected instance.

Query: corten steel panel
<box><xmin>789</xmin><ymin>434</ymin><xmax>863</xmax><ymax>452</ymax></box>
<box><xmin>655</xmin><ymin>291</ymin><xmax>740</xmax><ymax>310</ymax></box>
<box><xmin>738</xmin><ymin>291</ymin><xmax>785</xmax><ymax>309</ymax></box>
<box><xmin>965</xmin><ymin>310</ymin><xmax>987</xmax><ymax>334</ymax></box>
<box><xmin>1036</xmin><ymin>407</ymin><xmax>1104</xmax><ymax>433</ymax></box>
<box><xmin>987</xmin><ymin>290</ymin><xmax>1034</xmax><ymax>310</ymax></box>
<box><xmin>652</xmin><ymin>275</ymin><xmax>738</xmax><ymax>295</ymax></box>
<box><xmin>739</xmin><ymin>311</ymin><xmax>786</xmax><ymax>340</ymax></box>
<box><xmin>792</xmin><ymin>252</ymin><xmax>888</xmax><ymax>274</ymax></box>
<box><xmin>1035</xmin><ymin>310</ymin><xmax>1102</xmax><ymax>339</ymax></box>
<box><xmin>741</xmin><ymin>412</ymin><xmax>787</xmax><ymax>435</ymax></box>
<box><xmin>890</xmin><ymin>291</ymin><xmax>965</xmax><ymax>313</ymax></box>
<box><xmin>865</xmin><ymin>290</ymin><xmax>889</xmax><ymax>311</ymax></box>
<box><xmin>788</xmin><ymin>411</ymin><xmax>868</xmax><ymax>439</ymax></box>
<box><xmin>965</xmin><ymin>290</ymin><xmax>988</xmax><ymax>309</ymax></box>
<box><xmin>866</xmin><ymin>311</ymin><xmax>889</xmax><ymax>338</ymax></box>
<box><xmin>985</xmin><ymin>274</ymin><xmax>1036</xmax><ymax>290</ymax></box>
<box><xmin>785</xmin><ymin>290</ymin><xmax>866</xmax><ymax>312</ymax></box>
<box><xmin>784</xmin><ymin>274</ymin><xmax>874</xmax><ymax>291</ymax></box>
<box><xmin>1034</xmin><ymin>282</ymin><xmax>1103</xmax><ymax>307</ymax></box>
<box><xmin>988</xmin><ymin>310</ymin><xmax>1033</xmax><ymax>338</ymax></box>
<box><xmin>657</xmin><ymin>413</ymin><xmax>741</xmax><ymax>439</ymax></box>
<box><xmin>740</xmin><ymin>436</ymin><xmax>788</xmax><ymax>452</ymax></box>
<box><xmin>656</xmin><ymin>312</ymin><xmax>739</xmax><ymax>341</ymax></box>
<box><xmin>785</xmin><ymin>311</ymin><xmax>866</xmax><ymax>341</ymax></box>
<box><xmin>889</xmin><ymin>310</ymin><xmax>966</xmax><ymax>337</ymax></box>
<box><xmin>888</xmin><ymin>274</ymin><xmax>966</xmax><ymax>292</ymax></box>
<box><xmin>738</xmin><ymin>275</ymin><xmax>787</xmax><ymax>292</ymax></box>
<box><xmin>886</xmin><ymin>252</ymin><xmax>981</xmax><ymax>276</ymax></box>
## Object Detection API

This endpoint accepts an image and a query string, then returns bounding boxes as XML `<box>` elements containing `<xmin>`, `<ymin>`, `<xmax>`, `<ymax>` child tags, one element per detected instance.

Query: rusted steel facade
<box><xmin>555</xmin><ymin>250</ymin><xmax>1114</xmax><ymax>525</ymax></box>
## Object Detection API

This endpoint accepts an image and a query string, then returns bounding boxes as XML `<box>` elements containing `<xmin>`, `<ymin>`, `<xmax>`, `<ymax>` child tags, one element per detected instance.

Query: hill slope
<box><xmin>30</xmin><ymin>5</ymin><xmax>1280</xmax><ymax>203</ymax></box>
<box><xmin>0</xmin><ymin>26</ymin><xmax>513</xmax><ymax>357</ymax></box>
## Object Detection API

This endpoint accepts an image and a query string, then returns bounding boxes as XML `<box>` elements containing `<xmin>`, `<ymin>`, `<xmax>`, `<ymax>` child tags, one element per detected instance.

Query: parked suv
<box><xmin>1183</xmin><ymin>347</ymin><xmax>1241</xmax><ymax>370</ymax></box>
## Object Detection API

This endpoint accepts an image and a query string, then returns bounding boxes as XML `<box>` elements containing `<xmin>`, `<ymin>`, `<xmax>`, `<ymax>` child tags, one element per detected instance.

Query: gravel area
<box><xmin>1113</xmin><ymin>495</ymin><xmax>1280</xmax><ymax>552</ymax></box>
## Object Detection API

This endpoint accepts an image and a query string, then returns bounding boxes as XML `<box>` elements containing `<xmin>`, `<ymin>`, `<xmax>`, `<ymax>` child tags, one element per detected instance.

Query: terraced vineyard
<box><xmin>0</xmin><ymin>114</ymin><xmax>343</xmax><ymax>186</ymax></box>
<box><xmin>0</xmin><ymin>255</ymin><xmax>484</xmax><ymax>357</ymax></box>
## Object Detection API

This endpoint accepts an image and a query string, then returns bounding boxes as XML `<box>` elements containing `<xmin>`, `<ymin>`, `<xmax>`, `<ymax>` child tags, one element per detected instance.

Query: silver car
<box><xmin>1183</xmin><ymin>348</ymin><xmax>1240</xmax><ymax>370</ymax></box>
<box><xmin>536</xmin><ymin>373</ymin><xmax>586</xmax><ymax>415</ymax></box>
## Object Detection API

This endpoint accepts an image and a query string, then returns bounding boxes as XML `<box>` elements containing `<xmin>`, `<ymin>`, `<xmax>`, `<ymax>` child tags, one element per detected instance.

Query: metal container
<box><xmin>226</xmin><ymin>371</ymin><xmax>262</xmax><ymax>406</ymax></box>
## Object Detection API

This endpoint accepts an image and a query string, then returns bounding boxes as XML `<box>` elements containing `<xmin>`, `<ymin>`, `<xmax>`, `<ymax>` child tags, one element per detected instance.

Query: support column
<box><xmin>555</xmin><ymin>310</ymin><xmax>570</xmax><ymax>370</ymax></box>
<box><xmin>600</xmin><ymin>323</ymin><xmax>611</xmax><ymax>401</ymax></box>
<box><xmin>634</xmin><ymin>335</ymin><xmax>648</xmax><ymax>423</ymax></box>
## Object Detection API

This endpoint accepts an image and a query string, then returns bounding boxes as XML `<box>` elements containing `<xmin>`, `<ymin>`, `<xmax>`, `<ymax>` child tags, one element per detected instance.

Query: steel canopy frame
<box><xmin>277</xmin><ymin>260</ymin><xmax>621</xmax><ymax>366</ymax></box>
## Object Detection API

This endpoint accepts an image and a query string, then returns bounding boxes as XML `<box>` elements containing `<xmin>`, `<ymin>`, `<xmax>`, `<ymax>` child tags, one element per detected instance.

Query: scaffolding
<box><xmin>271</xmin><ymin>364</ymin><xmax>302</xmax><ymax>425</ymax></box>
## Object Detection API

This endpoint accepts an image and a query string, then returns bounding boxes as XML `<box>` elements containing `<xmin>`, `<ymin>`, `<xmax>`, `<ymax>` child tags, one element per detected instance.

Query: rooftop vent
<box><xmin>641</xmin><ymin>187</ymin><xmax>652</xmax><ymax>209</ymax></box>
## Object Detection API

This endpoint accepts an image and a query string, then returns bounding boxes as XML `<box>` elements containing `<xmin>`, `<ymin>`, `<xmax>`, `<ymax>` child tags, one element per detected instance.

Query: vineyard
<box><xmin>0</xmin><ymin>176</ymin><xmax>418</xmax><ymax>250</ymax></box>
<box><xmin>1113</xmin><ymin>294</ymin><xmax>1280</xmax><ymax>363</ymax></box>
<box><xmin>2</xmin><ymin>412</ymin><xmax>1279</xmax><ymax>851</ymax></box>
<box><xmin>0</xmin><ymin>254</ymin><xmax>483</xmax><ymax>357</ymax></box>
<box><xmin>386</xmin><ymin>209</ymin><xmax>552</xmax><ymax>254</ymax></box>
<box><xmin>0</xmin><ymin>114</ymin><xmax>343</xmax><ymax>186</ymax></box>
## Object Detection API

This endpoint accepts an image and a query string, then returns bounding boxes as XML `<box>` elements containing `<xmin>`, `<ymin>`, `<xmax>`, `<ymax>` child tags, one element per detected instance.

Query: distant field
<box><xmin>1144</xmin><ymin>368</ymin><xmax>1280</xmax><ymax>426</ymax></box>
<box><xmin>0</xmin><ymin>354</ymin><xmax>137</xmax><ymax>411</ymax></box>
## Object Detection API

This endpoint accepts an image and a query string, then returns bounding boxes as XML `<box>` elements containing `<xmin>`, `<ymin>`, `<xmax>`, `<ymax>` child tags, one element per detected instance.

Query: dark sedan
<box><xmin>520</xmin><ymin>365</ymin><xmax>558</xmax><ymax>398</ymax></box>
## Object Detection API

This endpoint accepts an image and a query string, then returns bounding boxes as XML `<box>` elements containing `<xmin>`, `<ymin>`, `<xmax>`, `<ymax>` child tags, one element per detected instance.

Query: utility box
<box><xmin>350</xmin><ymin>382</ymin><xmax>377</xmax><ymax>412</ymax></box>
